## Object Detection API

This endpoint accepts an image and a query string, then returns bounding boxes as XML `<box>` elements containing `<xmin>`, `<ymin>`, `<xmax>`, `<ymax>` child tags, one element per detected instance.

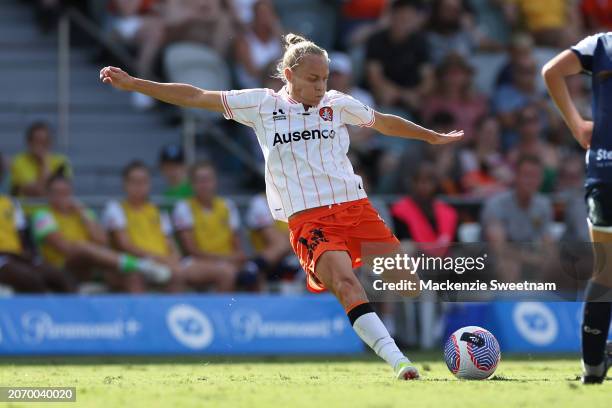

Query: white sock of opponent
<box><xmin>347</xmin><ymin>302</ymin><xmax>410</xmax><ymax>370</ymax></box>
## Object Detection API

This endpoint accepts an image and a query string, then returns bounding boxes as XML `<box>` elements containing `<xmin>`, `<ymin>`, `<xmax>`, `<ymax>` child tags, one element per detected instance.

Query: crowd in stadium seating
<box><xmin>1</xmin><ymin>0</ymin><xmax>605</xmax><ymax>294</ymax></box>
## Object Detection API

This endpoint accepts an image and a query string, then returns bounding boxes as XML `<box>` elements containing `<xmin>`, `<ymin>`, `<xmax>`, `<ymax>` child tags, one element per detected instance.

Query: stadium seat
<box><xmin>163</xmin><ymin>42</ymin><xmax>231</xmax><ymax>122</ymax></box>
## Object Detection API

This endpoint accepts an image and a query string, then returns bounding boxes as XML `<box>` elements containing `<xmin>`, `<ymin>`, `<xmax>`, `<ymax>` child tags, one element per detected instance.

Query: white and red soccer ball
<box><xmin>444</xmin><ymin>326</ymin><xmax>501</xmax><ymax>380</ymax></box>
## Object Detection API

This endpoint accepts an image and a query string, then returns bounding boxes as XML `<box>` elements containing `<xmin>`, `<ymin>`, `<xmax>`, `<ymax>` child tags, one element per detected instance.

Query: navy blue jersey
<box><xmin>571</xmin><ymin>33</ymin><xmax>612</xmax><ymax>187</ymax></box>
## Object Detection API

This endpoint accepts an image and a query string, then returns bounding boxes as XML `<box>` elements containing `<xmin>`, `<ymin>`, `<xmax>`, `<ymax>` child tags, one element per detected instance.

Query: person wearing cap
<box><xmin>159</xmin><ymin>144</ymin><xmax>193</xmax><ymax>202</ymax></box>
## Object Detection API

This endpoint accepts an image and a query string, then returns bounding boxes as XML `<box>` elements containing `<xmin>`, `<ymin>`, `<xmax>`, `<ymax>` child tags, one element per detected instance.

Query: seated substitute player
<box><xmin>102</xmin><ymin>161</ymin><xmax>235</xmax><ymax>293</ymax></box>
<box><xmin>10</xmin><ymin>121</ymin><xmax>72</xmax><ymax>197</ymax></box>
<box><xmin>542</xmin><ymin>32</ymin><xmax>612</xmax><ymax>384</ymax></box>
<box><xmin>158</xmin><ymin>144</ymin><xmax>193</xmax><ymax>203</ymax></box>
<box><xmin>246</xmin><ymin>192</ymin><xmax>302</xmax><ymax>290</ymax></box>
<box><xmin>33</xmin><ymin>174</ymin><xmax>170</xmax><ymax>288</ymax></box>
<box><xmin>0</xmin><ymin>153</ymin><xmax>75</xmax><ymax>293</ymax></box>
<box><xmin>99</xmin><ymin>33</ymin><xmax>463</xmax><ymax>380</ymax></box>
<box><xmin>173</xmin><ymin>161</ymin><xmax>260</xmax><ymax>289</ymax></box>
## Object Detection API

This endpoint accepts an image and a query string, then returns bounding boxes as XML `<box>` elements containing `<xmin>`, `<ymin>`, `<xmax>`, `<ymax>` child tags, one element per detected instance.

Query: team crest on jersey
<box><xmin>319</xmin><ymin>107</ymin><xmax>333</xmax><ymax>122</ymax></box>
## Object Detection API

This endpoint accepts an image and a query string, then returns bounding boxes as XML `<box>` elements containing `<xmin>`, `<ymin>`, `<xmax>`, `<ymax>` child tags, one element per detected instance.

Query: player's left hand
<box><xmin>429</xmin><ymin>130</ymin><xmax>464</xmax><ymax>144</ymax></box>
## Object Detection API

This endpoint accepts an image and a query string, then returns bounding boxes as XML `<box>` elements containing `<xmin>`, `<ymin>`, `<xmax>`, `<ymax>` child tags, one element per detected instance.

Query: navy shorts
<box><xmin>586</xmin><ymin>184</ymin><xmax>612</xmax><ymax>229</ymax></box>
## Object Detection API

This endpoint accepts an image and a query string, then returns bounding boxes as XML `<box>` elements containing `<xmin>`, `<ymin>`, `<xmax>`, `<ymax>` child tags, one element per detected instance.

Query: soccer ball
<box><xmin>444</xmin><ymin>326</ymin><xmax>501</xmax><ymax>380</ymax></box>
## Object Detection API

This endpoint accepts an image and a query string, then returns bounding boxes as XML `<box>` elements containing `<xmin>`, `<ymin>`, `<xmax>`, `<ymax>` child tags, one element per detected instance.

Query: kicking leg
<box><xmin>315</xmin><ymin>250</ymin><xmax>418</xmax><ymax>380</ymax></box>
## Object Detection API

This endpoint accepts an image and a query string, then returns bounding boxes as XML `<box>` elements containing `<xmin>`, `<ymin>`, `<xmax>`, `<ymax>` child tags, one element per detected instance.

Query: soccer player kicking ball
<box><xmin>100</xmin><ymin>33</ymin><xmax>463</xmax><ymax>380</ymax></box>
<box><xmin>543</xmin><ymin>33</ymin><xmax>612</xmax><ymax>384</ymax></box>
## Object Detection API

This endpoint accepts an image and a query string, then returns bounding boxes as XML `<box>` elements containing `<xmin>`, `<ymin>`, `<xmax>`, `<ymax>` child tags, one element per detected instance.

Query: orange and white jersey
<box><xmin>221</xmin><ymin>86</ymin><xmax>375</xmax><ymax>222</ymax></box>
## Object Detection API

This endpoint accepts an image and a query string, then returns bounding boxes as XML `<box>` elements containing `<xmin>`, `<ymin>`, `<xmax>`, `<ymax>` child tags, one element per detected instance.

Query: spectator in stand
<box><xmin>330</xmin><ymin>52</ymin><xmax>376</xmax><ymax>108</ymax></box>
<box><xmin>459</xmin><ymin>115</ymin><xmax>513</xmax><ymax>197</ymax></box>
<box><xmin>108</xmin><ymin>0</ymin><xmax>164</xmax><ymax>109</ymax></box>
<box><xmin>506</xmin><ymin>105</ymin><xmax>560</xmax><ymax>193</ymax></box>
<box><xmin>229</xmin><ymin>0</ymin><xmax>258</xmax><ymax>25</ymax></box>
<box><xmin>158</xmin><ymin>144</ymin><xmax>193</xmax><ymax>203</ymax></box>
<box><xmin>162</xmin><ymin>0</ymin><xmax>235</xmax><ymax>57</ymax></box>
<box><xmin>422</xmin><ymin>53</ymin><xmax>489</xmax><ymax>141</ymax></box>
<box><xmin>505</xmin><ymin>0</ymin><xmax>581</xmax><ymax>47</ymax></box>
<box><xmin>424</xmin><ymin>111</ymin><xmax>463</xmax><ymax>196</ymax></box>
<box><xmin>365</xmin><ymin>0</ymin><xmax>432</xmax><ymax>114</ymax></box>
<box><xmin>495</xmin><ymin>32</ymin><xmax>535</xmax><ymax>89</ymax></box>
<box><xmin>32</xmin><ymin>174</ymin><xmax>170</xmax><ymax>289</ymax></box>
<box><xmin>173</xmin><ymin>162</ymin><xmax>261</xmax><ymax>289</ymax></box>
<box><xmin>481</xmin><ymin>155</ymin><xmax>555</xmax><ymax>280</ymax></box>
<box><xmin>245</xmin><ymin>193</ymin><xmax>302</xmax><ymax>291</ymax></box>
<box><xmin>567</xmin><ymin>73</ymin><xmax>592</xmax><ymax>122</ymax></box>
<box><xmin>234</xmin><ymin>0</ymin><xmax>282</xmax><ymax>88</ymax></box>
<box><xmin>383</xmin><ymin>111</ymin><xmax>462</xmax><ymax>195</ymax></box>
<box><xmin>426</xmin><ymin>0</ymin><xmax>501</xmax><ymax>64</ymax></box>
<box><xmin>10</xmin><ymin>122</ymin><xmax>71</xmax><ymax>198</ymax></box>
<box><xmin>556</xmin><ymin>152</ymin><xmax>589</xmax><ymax>242</ymax></box>
<box><xmin>493</xmin><ymin>53</ymin><xmax>557</xmax><ymax>149</ymax></box>
<box><xmin>467</xmin><ymin>0</ymin><xmax>514</xmax><ymax>46</ymax></box>
<box><xmin>103</xmin><ymin>161</ymin><xmax>235</xmax><ymax>293</ymax></box>
<box><xmin>261</xmin><ymin>60</ymin><xmax>285</xmax><ymax>90</ymax></box>
<box><xmin>581</xmin><ymin>0</ymin><xmax>612</xmax><ymax>32</ymax></box>
<box><xmin>391</xmin><ymin>161</ymin><xmax>459</xmax><ymax>257</ymax></box>
<box><xmin>0</xmin><ymin>153</ymin><xmax>76</xmax><ymax>293</ymax></box>
<box><xmin>337</xmin><ymin>0</ymin><xmax>389</xmax><ymax>48</ymax></box>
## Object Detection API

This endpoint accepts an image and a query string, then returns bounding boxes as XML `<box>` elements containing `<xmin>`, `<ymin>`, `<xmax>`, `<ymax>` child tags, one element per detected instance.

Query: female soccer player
<box><xmin>542</xmin><ymin>33</ymin><xmax>612</xmax><ymax>384</ymax></box>
<box><xmin>100</xmin><ymin>33</ymin><xmax>463</xmax><ymax>380</ymax></box>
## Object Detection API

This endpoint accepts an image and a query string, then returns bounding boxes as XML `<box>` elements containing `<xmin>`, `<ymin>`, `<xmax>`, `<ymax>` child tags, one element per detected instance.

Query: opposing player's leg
<box><xmin>582</xmin><ymin>226</ymin><xmax>612</xmax><ymax>384</ymax></box>
<box><xmin>315</xmin><ymin>250</ymin><xmax>419</xmax><ymax>380</ymax></box>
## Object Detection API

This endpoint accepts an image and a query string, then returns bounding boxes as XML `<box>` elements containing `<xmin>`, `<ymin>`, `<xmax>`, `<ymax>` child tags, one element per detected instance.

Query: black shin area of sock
<box><xmin>347</xmin><ymin>302</ymin><xmax>374</xmax><ymax>326</ymax></box>
<box><xmin>582</xmin><ymin>282</ymin><xmax>612</xmax><ymax>366</ymax></box>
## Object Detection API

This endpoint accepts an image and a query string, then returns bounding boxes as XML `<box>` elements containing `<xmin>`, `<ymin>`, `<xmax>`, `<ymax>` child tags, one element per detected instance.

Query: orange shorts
<box><xmin>288</xmin><ymin>198</ymin><xmax>400</xmax><ymax>293</ymax></box>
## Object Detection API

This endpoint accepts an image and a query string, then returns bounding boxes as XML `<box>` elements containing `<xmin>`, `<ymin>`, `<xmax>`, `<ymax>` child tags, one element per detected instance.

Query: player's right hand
<box><xmin>571</xmin><ymin>120</ymin><xmax>593</xmax><ymax>149</ymax></box>
<box><xmin>99</xmin><ymin>66</ymin><xmax>134</xmax><ymax>91</ymax></box>
<box><xmin>429</xmin><ymin>130</ymin><xmax>464</xmax><ymax>145</ymax></box>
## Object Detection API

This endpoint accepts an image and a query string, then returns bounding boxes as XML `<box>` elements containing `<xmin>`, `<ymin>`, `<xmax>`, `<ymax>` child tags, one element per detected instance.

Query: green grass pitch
<box><xmin>0</xmin><ymin>353</ymin><xmax>610</xmax><ymax>408</ymax></box>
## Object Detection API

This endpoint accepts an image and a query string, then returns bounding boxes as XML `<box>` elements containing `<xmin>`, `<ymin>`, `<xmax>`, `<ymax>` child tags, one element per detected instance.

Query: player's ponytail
<box><xmin>275</xmin><ymin>33</ymin><xmax>328</xmax><ymax>83</ymax></box>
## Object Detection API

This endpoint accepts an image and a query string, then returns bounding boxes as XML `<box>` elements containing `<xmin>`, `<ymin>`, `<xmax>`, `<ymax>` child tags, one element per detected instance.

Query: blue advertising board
<box><xmin>444</xmin><ymin>301</ymin><xmax>612</xmax><ymax>353</ymax></box>
<box><xmin>0</xmin><ymin>294</ymin><xmax>363</xmax><ymax>355</ymax></box>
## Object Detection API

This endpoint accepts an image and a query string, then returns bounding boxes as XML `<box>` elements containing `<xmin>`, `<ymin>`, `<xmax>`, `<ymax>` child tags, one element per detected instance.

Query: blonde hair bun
<box><xmin>284</xmin><ymin>33</ymin><xmax>307</xmax><ymax>48</ymax></box>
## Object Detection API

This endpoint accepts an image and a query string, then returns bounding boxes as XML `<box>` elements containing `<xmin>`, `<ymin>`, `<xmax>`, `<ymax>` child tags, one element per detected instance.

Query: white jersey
<box><xmin>221</xmin><ymin>86</ymin><xmax>375</xmax><ymax>221</ymax></box>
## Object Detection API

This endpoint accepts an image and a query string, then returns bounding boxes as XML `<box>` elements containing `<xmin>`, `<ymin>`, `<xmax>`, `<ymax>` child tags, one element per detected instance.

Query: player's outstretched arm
<box><xmin>99</xmin><ymin>66</ymin><xmax>224</xmax><ymax>112</ymax></box>
<box><xmin>541</xmin><ymin>50</ymin><xmax>592</xmax><ymax>149</ymax></box>
<box><xmin>372</xmin><ymin>111</ymin><xmax>464</xmax><ymax>145</ymax></box>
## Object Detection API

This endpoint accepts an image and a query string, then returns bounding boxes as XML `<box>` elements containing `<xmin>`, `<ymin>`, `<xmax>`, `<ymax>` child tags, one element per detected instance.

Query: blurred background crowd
<box><xmin>0</xmin><ymin>0</ymin><xmax>604</xmax><ymax>303</ymax></box>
